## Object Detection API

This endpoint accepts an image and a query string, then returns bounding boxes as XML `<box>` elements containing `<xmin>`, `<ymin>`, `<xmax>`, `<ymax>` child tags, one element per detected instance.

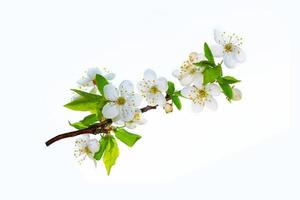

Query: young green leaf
<box><xmin>68</xmin><ymin>121</ymin><xmax>88</xmax><ymax>130</ymax></box>
<box><xmin>103</xmin><ymin>137</ymin><xmax>119</xmax><ymax>175</ymax></box>
<box><xmin>95</xmin><ymin>74</ymin><xmax>109</xmax><ymax>96</ymax></box>
<box><xmin>193</xmin><ymin>60</ymin><xmax>215</xmax><ymax>68</ymax></box>
<box><xmin>172</xmin><ymin>95</ymin><xmax>182</xmax><ymax>110</ymax></box>
<box><xmin>114</xmin><ymin>128</ymin><xmax>141</xmax><ymax>147</ymax></box>
<box><xmin>203</xmin><ymin>65</ymin><xmax>222</xmax><ymax>84</ymax></box>
<box><xmin>222</xmin><ymin>76</ymin><xmax>241</xmax><ymax>84</ymax></box>
<box><xmin>218</xmin><ymin>81</ymin><xmax>233</xmax><ymax>100</ymax></box>
<box><xmin>204</xmin><ymin>43</ymin><xmax>215</xmax><ymax>65</ymax></box>
<box><xmin>64</xmin><ymin>97</ymin><xmax>105</xmax><ymax>113</ymax></box>
<box><xmin>167</xmin><ymin>81</ymin><xmax>175</xmax><ymax>96</ymax></box>
<box><xmin>94</xmin><ymin>137</ymin><xmax>109</xmax><ymax>161</ymax></box>
<box><xmin>71</xmin><ymin>89</ymin><xmax>102</xmax><ymax>100</ymax></box>
<box><xmin>81</xmin><ymin>114</ymin><xmax>98</xmax><ymax>126</ymax></box>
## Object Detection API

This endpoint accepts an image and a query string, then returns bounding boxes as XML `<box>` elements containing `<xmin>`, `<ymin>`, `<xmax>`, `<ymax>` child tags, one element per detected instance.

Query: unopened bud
<box><xmin>232</xmin><ymin>88</ymin><xmax>242</xmax><ymax>101</ymax></box>
<box><xmin>164</xmin><ymin>103</ymin><xmax>173</xmax><ymax>113</ymax></box>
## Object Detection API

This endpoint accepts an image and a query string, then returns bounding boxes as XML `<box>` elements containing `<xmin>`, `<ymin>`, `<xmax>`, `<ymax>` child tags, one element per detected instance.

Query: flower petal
<box><xmin>120</xmin><ymin>105</ymin><xmax>135</xmax><ymax>122</ymax></box>
<box><xmin>224</xmin><ymin>53</ymin><xmax>237</xmax><ymax>68</ymax></box>
<box><xmin>214</xmin><ymin>29</ymin><xmax>226</xmax><ymax>45</ymax></box>
<box><xmin>102</xmin><ymin>102</ymin><xmax>119</xmax><ymax>119</ymax></box>
<box><xmin>232</xmin><ymin>88</ymin><xmax>242</xmax><ymax>101</ymax></box>
<box><xmin>126</xmin><ymin>94</ymin><xmax>142</xmax><ymax>107</ymax></box>
<box><xmin>193</xmin><ymin>72</ymin><xmax>203</xmax><ymax>88</ymax></box>
<box><xmin>189</xmin><ymin>52</ymin><xmax>204</xmax><ymax>63</ymax></box>
<box><xmin>172</xmin><ymin>69</ymin><xmax>180</xmax><ymax>78</ymax></box>
<box><xmin>234</xmin><ymin>47</ymin><xmax>246</xmax><ymax>63</ymax></box>
<box><xmin>105</xmin><ymin>73</ymin><xmax>115</xmax><ymax>80</ymax></box>
<box><xmin>104</xmin><ymin>84</ymin><xmax>119</xmax><ymax>101</ymax></box>
<box><xmin>210</xmin><ymin>45</ymin><xmax>224</xmax><ymax>57</ymax></box>
<box><xmin>146</xmin><ymin>93</ymin><xmax>158</xmax><ymax>106</ymax></box>
<box><xmin>88</xmin><ymin>139</ymin><xmax>100</xmax><ymax>153</ymax></box>
<box><xmin>191</xmin><ymin>102</ymin><xmax>204</xmax><ymax>112</ymax></box>
<box><xmin>156</xmin><ymin>93</ymin><xmax>166</xmax><ymax>107</ymax></box>
<box><xmin>180</xmin><ymin>74</ymin><xmax>194</xmax><ymax>86</ymax></box>
<box><xmin>205</xmin><ymin>97</ymin><xmax>218</xmax><ymax>110</ymax></box>
<box><xmin>119</xmin><ymin>80</ymin><xmax>134</xmax><ymax>96</ymax></box>
<box><xmin>157</xmin><ymin>77</ymin><xmax>168</xmax><ymax>92</ymax></box>
<box><xmin>144</xmin><ymin>69</ymin><xmax>157</xmax><ymax>81</ymax></box>
<box><xmin>181</xmin><ymin>86</ymin><xmax>196</xmax><ymax>99</ymax></box>
<box><xmin>206</xmin><ymin>84</ymin><xmax>220</xmax><ymax>96</ymax></box>
<box><xmin>87</xmin><ymin>68</ymin><xmax>102</xmax><ymax>79</ymax></box>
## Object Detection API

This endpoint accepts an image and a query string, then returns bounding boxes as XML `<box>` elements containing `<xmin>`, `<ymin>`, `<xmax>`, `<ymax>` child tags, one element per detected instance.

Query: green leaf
<box><xmin>68</xmin><ymin>121</ymin><xmax>88</xmax><ymax>130</ymax></box>
<box><xmin>71</xmin><ymin>89</ymin><xmax>102</xmax><ymax>100</ymax></box>
<box><xmin>64</xmin><ymin>91</ymin><xmax>106</xmax><ymax>113</ymax></box>
<box><xmin>222</xmin><ymin>76</ymin><xmax>241</xmax><ymax>84</ymax></box>
<box><xmin>172</xmin><ymin>95</ymin><xmax>182</xmax><ymax>110</ymax></box>
<box><xmin>194</xmin><ymin>60</ymin><xmax>215</xmax><ymax>68</ymax></box>
<box><xmin>218</xmin><ymin>81</ymin><xmax>233</xmax><ymax>100</ymax></box>
<box><xmin>204</xmin><ymin>43</ymin><xmax>215</xmax><ymax>65</ymax></box>
<box><xmin>167</xmin><ymin>81</ymin><xmax>175</xmax><ymax>96</ymax></box>
<box><xmin>203</xmin><ymin>65</ymin><xmax>222</xmax><ymax>84</ymax></box>
<box><xmin>103</xmin><ymin>137</ymin><xmax>119</xmax><ymax>175</ymax></box>
<box><xmin>81</xmin><ymin>114</ymin><xmax>98</xmax><ymax>126</ymax></box>
<box><xmin>94</xmin><ymin>137</ymin><xmax>109</xmax><ymax>161</ymax></box>
<box><xmin>114</xmin><ymin>128</ymin><xmax>141</xmax><ymax>147</ymax></box>
<box><xmin>95</xmin><ymin>74</ymin><xmax>109</xmax><ymax>96</ymax></box>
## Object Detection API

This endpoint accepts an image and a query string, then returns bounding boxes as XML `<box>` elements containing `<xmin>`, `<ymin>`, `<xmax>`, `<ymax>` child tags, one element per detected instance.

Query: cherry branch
<box><xmin>45</xmin><ymin>95</ymin><xmax>171</xmax><ymax>147</ymax></box>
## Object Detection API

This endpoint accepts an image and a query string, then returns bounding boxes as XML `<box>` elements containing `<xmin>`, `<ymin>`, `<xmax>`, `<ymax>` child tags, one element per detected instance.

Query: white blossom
<box><xmin>74</xmin><ymin>135</ymin><xmax>99</xmax><ymax>166</ymax></box>
<box><xmin>232</xmin><ymin>88</ymin><xmax>242</xmax><ymax>101</ymax></box>
<box><xmin>124</xmin><ymin>109</ymin><xmax>147</xmax><ymax>129</ymax></box>
<box><xmin>138</xmin><ymin>69</ymin><xmax>168</xmax><ymax>107</ymax></box>
<box><xmin>77</xmin><ymin>67</ymin><xmax>115</xmax><ymax>92</ymax></box>
<box><xmin>211</xmin><ymin>30</ymin><xmax>246</xmax><ymax>68</ymax></box>
<box><xmin>102</xmin><ymin>80</ymin><xmax>141</xmax><ymax>122</ymax></box>
<box><xmin>172</xmin><ymin>52</ymin><xmax>204</xmax><ymax>86</ymax></box>
<box><xmin>181</xmin><ymin>81</ymin><xmax>220</xmax><ymax>112</ymax></box>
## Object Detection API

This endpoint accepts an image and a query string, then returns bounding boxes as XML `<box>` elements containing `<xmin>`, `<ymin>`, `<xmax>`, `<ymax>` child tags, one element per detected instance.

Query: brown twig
<box><xmin>45</xmin><ymin>95</ymin><xmax>171</xmax><ymax>147</ymax></box>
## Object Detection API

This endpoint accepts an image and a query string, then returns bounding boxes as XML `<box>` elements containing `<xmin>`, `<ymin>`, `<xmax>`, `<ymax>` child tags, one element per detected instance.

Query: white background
<box><xmin>0</xmin><ymin>0</ymin><xmax>299</xmax><ymax>199</ymax></box>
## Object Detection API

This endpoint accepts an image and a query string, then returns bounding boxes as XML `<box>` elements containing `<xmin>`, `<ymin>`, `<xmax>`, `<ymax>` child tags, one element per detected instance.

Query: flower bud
<box><xmin>232</xmin><ymin>88</ymin><xmax>242</xmax><ymax>101</ymax></box>
<box><xmin>164</xmin><ymin>103</ymin><xmax>173</xmax><ymax>113</ymax></box>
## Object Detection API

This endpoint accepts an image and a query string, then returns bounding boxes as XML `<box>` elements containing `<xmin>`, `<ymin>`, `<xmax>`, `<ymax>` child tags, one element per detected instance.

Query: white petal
<box><xmin>172</xmin><ymin>69</ymin><xmax>180</xmax><ymax>78</ymax></box>
<box><xmin>126</xmin><ymin>123</ymin><xmax>137</xmax><ymax>129</ymax></box>
<box><xmin>210</xmin><ymin>45</ymin><xmax>224</xmax><ymax>57</ymax></box>
<box><xmin>87</xmin><ymin>68</ymin><xmax>102</xmax><ymax>79</ymax></box>
<box><xmin>77</xmin><ymin>77</ymin><xmax>90</xmax><ymax>86</ymax></box>
<box><xmin>181</xmin><ymin>86</ymin><xmax>196</xmax><ymax>99</ymax></box>
<box><xmin>105</xmin><ymin>73</ymin><xmax>115</xmax><ymax>80</ymax></box>
<box><xmin>144</xmin><ymin>69</ymin><xmax>157</xmax><ymax>81</ymax></box>
<box><xmin>88</xmin><ymin>139</ymin><xmax>100</xmax><ymax>153</ymax></box>
<box><xmin>104</xmin><ymin>84</ymin><xmax>119</xmax><ymax>101</ymax></box>
<box><xmin>156</xmin><ymin>93</ymin><xmax>166</xmax><ymax>107</ymax></box>
<box><xmin>206</xmin><ymin>84</ymin><xmax>220</xmax><ymax>96</ymax></box>
<box><xmin>137</xmin><ymin>118</ymin><xmax>147</xmax><ymax>125</ymax></box>
<box><xmin>191</xmin><ymin>102</ymin><xmax>204</xmax><ymax>112</ymax></box>
<box><xmin>119</xmin><ymin>80</ymin><xmax>134</xmax><ymax>96</ymax></box>
<box><xmin>180</xmin><ymin>74</ymin><xmax>194</xmax><ymax>86</ymax></box>
<box><xmin>224</xmin><ymin>53</ymin><xmax>237</xmax><ymax>68</ymax></box>
<box><xmin>102</xmin><ymin>102</ymin><xmax>119</xmax><ymax>119</ymax></box>
<box><xmin>126</xmin><ymin>94</ymin><xmax>142</xmax><ymax>107</ymax></box>
<box><xmin>146</xmin><ymin>93</ymin><xmax>157</xmax><ymax>106</ymax></box>
<box><xmin>232</xmin><ymin>88</ymin><xmax>242</xmax><ymax>101</ymax></box>
<box><xmin>205</xmin><ymin>97</ymin><xmax>218</xmax><ymax>110</ymax></box>
<box><xmin>120</xmin><ymin>105</ymin><xmax>135</xmax><ymax>121</ymax></box>
<box><xmin>193</xmin><ymin>72</ymin><xmax>203</xmax><ymax>88</ymax></box>
<box><xmin>234</xmin><ymin>48</ymin><xmax>246</xmax><ymax>63</ymax></box>
<box><xmin>189</xmin><ymin>52</ymin><xmax>204</xmax><ymax>63</ymax></box>
<box><xmin>214</xmin><ymin>29</ymin><xmax>226</xmax><ymax>45</ymax></box>
<box><xmin>157</xmin><ymin>77</ymin><xmax>168</xmax><ymax>92</ymax></box>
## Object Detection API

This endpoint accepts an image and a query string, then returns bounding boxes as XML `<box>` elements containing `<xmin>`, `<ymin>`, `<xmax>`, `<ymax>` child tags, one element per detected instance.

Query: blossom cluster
<box><xmin>61</xmin><ymin>30</ymin><xmax>246</xmax><ymax>175</ymax></box>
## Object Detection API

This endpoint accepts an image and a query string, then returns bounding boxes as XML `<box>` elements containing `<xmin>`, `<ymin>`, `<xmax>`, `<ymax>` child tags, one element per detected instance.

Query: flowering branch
<box><xmin>45</xmin><ymin>29</ymin><xmax>246</xmax><ymax>175</ymax></box>
<box><xmin>45</xmin><ymin>95</ymin><xmax>171</xmax><ymax>146</ymax></box>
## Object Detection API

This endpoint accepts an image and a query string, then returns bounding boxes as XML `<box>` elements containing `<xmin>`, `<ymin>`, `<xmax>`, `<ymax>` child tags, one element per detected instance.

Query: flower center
<box><xmin>83</xmin><ymin>147</ymin><xmax>91</xmax><ymax>154</ymax></box>
<box><xmin>198</xmin><ymin>89</ymin><xmax>208</xmax><ymax>99</ymax></box>
<box><xmin>224</xmin><ymin>43</ymin><xmax>234</xmax><ymax>53</ymax></box>
<box><xmin>116</xmin><ymin>97</ymin><xmax>126</xmax><ymax>105</ymax></box>
<box><xmin>149</xmin><ymin>86</ymin><xmax>159</xmax><ymax>94</ymax></box>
